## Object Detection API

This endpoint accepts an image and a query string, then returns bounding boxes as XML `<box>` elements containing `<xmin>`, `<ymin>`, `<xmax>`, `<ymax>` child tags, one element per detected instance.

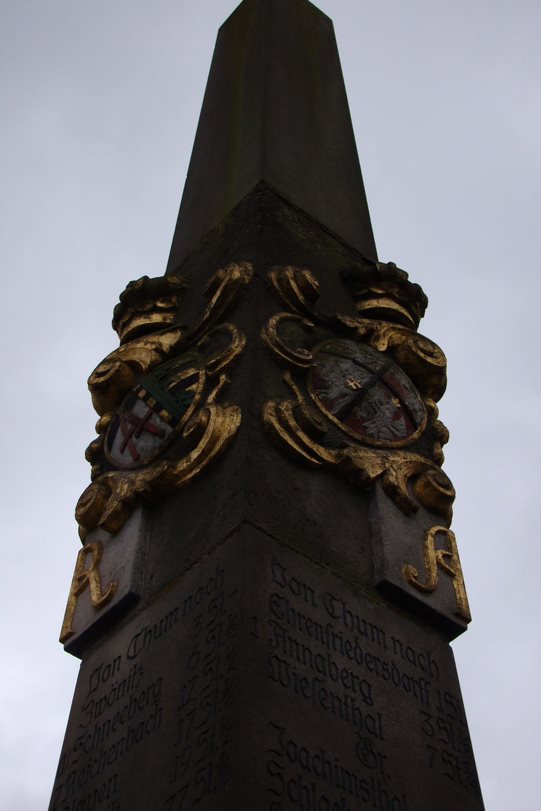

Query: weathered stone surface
<box><xmin>50</xmin><ymin>531</ymin><xmax>483</xmax><ymax>810</ymax></box>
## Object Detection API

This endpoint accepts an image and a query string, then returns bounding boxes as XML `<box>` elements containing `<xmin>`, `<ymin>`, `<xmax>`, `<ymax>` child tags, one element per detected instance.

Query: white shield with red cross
<box><xmin>104</xmin><ymin>352</ymin><xmax>204</xmax><ymax>470</ymax></box>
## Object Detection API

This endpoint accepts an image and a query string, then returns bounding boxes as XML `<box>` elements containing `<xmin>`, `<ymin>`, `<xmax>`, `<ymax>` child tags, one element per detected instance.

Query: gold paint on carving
<box><xmin>336</xmin><ymin>315</ymin><xmax>447</xmax><ymax>402</ymax></box>
<box><xmin>261</xmin><ymin>313</ymin><xmax>315</xmax><ymax>368</ymax></box>
<box><xmin>283</xmin><ymin>371</ymin><xmax>328</xmax><ymax>437</ymax></box>
<box><xmin>262</xmin><ymin>265</ymin><xmax>454</xmax><ymax>521</ymax></box>
<box><xmin>78</xmin><ymin>322</ymin><xmax>247</xmax><ymax>539</ymax></box>
<box><xmin>402</xmin><ymin>526</ymin><xmax>471</xmax><ymax>622</ymax></box>
<box><xmin>268</xmin><ymin>266</ymin><xmax>320</xmax><ymax>317</ymax></box>
<box><xmin>77</xmin><ymin>400</ymin><xmax>241</xmax><ymax>539</ymax></box>
<box><xmin>196</xmin><ymin>262</ymin><xmax>253</xmax><ymax>338</ymax></box>
<box><xmin>423</xmin><ymin>399</ymin><xmax>450</xmax><ymax>466</ymax></box>
<box><xmin>412</xmin><ymin>469</ymin><xmax>455</xmax><ymax>516</ymax></box>
<box><xmin>196</xmin><ymin>323</ymin><xmax>246</xmax><ymax>376</ymax></box>
<box><xmin>341</xmin><ymin>261</ymin><xmax>428</xmax><ymax>330</ymax></box>
<box><xmin>354</xmin><ymin>297</ymin><xmax>416</xmax><ymax>328</ymax></box>
<box><xmin>60</xmin><ymin>541</ymin><xmax>118</xmax><ymax>643</ymax></box>
<box><xmin>117</xmin><ymin>308</ymin><xmax>177</xmax><ymax>343</ymax></box>
<box><xmin>263</xmin><ymin>403</ymin><xmax>328</xmax><ymax>466</ymax></box>
<box><xmin>89</xmin><ymin>263</ymin><xmax>252</xmax><ymax>418</ymax></box>
<box><xmin>113</xmin><ymin>275</ymin><xmax>187</xmax><ymax>344</ymax></box>
<box><xmin>263</xmin><ymin>376</ymin><xmax>454</xmax><ymax>522</ymax></box>
<box><xmin>88</xmin><ymin>328</ymin><xmax>185</xmax><ymax>417</ymax></box>
<box><xmin>203</xmin><ymin>373</ymin><xmax>229</xmax><ymax>405</ymax></box>
<box><xmin>265</xmin><ymin>268</ymin><xmax>446</xmax><ymax>403</ymax></box>
<box><xmin>76</xmin><ymin>262</ymin><xmax>253</xmax><ymax>539</ymax></box>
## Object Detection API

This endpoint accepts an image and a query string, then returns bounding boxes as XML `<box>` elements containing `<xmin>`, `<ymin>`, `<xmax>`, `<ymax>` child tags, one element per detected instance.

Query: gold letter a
<box><xmin>402</xmin><ymin>526</ymin><xmax>471</xmax><ymax>622</ymax></box>
<box><xmin>60</xmin><ymin>542</ymin><xmax>118</xmax><ymax>643</ymax></box>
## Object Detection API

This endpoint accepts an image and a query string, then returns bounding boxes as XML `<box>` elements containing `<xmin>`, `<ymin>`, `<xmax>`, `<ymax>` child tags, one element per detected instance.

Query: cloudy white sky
<box><xmin>1</xmin><ymin>1</ymin><xmax>540</xmax><ymax>808</ymax></box>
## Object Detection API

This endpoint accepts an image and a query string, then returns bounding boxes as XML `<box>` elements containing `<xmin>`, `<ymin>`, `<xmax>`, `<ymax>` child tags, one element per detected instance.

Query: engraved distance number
<box><xmin>165</xmin><ymin>586</ymin><xmax>238</xmax><ymax>810</ymax></box>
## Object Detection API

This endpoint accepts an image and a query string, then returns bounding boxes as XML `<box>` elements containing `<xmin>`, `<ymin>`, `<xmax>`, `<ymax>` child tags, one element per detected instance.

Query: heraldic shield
<box><xmin>104</xmin><ymin>352</ymin><xmax>204</xmax><ymax>470</ymax></box>
<box><xmin>76</xmin><ymin>326</ymin><xmax>245</xmax><ymax>539</ymax></box>
<box><xmin>308</xmin><ymin>339</ymin><xmax>427</xmax><ymax>448</ymax></box>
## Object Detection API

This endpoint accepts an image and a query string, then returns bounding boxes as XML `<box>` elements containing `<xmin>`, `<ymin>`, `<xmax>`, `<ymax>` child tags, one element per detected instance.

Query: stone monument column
<box><xmin>50</xmin><ymin>1</ymin><xmax>485</xmax><ymax>809</ymax></box>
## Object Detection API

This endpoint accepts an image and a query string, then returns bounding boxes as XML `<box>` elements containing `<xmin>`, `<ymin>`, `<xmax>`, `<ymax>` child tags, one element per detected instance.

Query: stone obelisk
<box><xmin>50</xmin><ymin>2</ymin><xmax>484</xmax><ymax>809</ymax></box>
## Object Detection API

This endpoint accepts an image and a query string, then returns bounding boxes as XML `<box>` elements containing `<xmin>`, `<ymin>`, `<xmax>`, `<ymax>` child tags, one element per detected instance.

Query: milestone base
<box><xmin>50</xmin><ymin>527</ymin><xmax>483</xmax><ymax>811</ymax></box>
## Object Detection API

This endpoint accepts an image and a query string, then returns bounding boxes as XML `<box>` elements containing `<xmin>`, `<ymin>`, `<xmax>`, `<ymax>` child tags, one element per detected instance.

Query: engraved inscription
<box><xmin>266</xmin><ymin>723</ymin><xmax>408</xmax><ymax>811</ymax></box>
<box><xmin>51</xmin><ymin>542</ymin><xmax>482</xmax><ymax>809</ymax></box>
<box><xmin>419</xmin><ymin>688</ymin><xmax>479</xmax><ymax>791</ymax></box>
<box><xmin>51</xmin><ymin>652</ymin><xmax>163</xmax><ymax>811</ymax></box>
<box><xmin>262</xmin><ymin>555</ymin><xmax>481</xmax><ymax>807</ymax></box>
<box><xmin>51</xmin><ymin>562</ymin><xmax>240</xmax><ymax>811</ymax></box>
<box><xmin>164</xmin><ymin>567</ymin><xmax>239</xmax><ymax>810</ymax></box>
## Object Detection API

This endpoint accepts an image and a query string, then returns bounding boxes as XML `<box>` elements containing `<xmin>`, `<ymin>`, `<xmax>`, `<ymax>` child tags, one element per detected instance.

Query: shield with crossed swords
<box><xmin>104</xmin><ymin>352</ymin><xmax>204</xmax><ymax>470</ymax></box>
<box><xmin>308</xmin><ymin>339</ymin><xmax>427</xmax><ymax>447</ymax></box>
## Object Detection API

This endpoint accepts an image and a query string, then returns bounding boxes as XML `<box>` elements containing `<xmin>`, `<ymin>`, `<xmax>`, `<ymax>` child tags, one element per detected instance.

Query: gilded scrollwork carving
<box><xmin>88</xmin><ymin>328</ymin><xmax>185</xmax><ymax>418</ymax></box>
<box><xmin>195</xmin><ymin>261</ymin><xmax>253</xmax><ymax>337</ymax></box>
<box><xmin>267</xmin><ymin>265</ymin><xmax>321</xmax><ymax>318</ymax></box>
<box><xmin>261</xmin><ymin>313</ymin><xmax>316</xmax><ymax>369</ymax></box>
<box><xmin>113</xmin><ymin>275</ymin><xmax>188</xmax><ymax>345</ymax></box>
<box><xmin>77</xmin><ymin>395</ymin><xmax>241</xmax><ymax>538</ymax></box>
<box><xmin>77</xmin><ymin>263</ymin><xmax>252</xmax><ymax>540</ymax></box>
<box><xmin>341</xmin><ymin>259</ymin><xmax>428</xmax><ymax>330</ymax></box>
<box><xmin>263</xmin><ymin>372</ymin><xmax>455</xmax><ymax>522</ymax></box>
<box><xmin>262</xmin><ymin>264</ymin><xmax>455</xmax><ymax>523</ymax></box>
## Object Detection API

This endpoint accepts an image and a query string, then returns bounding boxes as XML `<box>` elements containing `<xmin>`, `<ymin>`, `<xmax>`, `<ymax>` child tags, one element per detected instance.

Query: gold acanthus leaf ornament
<box><xmin>261</xmin><ymin>266</ymin><xmax>455</xmax><ymax>523</ymax></box>
<box><xmin>77</xmin><ymin>262</ymin><xmax>253</xmax><ymax>540</ymax></box>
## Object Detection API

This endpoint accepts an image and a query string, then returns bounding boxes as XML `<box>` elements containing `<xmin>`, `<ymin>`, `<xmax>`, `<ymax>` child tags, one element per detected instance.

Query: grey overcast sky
<box><xmin>1</xmin><ymin>1</ymin><xmax>540</xmax><ymax>808</ymax></box>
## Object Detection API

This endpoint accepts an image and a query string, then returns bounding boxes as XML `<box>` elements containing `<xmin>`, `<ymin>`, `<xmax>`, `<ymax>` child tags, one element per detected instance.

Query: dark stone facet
<box><xmin>166</xmin><ymin>0</ymin><xmax>377</xmax><ymax>272</ymax></box>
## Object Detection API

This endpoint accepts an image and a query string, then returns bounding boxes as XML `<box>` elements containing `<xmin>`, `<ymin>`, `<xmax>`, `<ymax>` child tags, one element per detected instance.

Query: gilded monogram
<box><xmin>60</xmin><ymin>542</ymin><xmax>118</xmax><ymax>643</ymax></box>
<box><xmin>402</xmin><ymin>526</ymin><xmax>471</xmax><ymax>622</ymax></box>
